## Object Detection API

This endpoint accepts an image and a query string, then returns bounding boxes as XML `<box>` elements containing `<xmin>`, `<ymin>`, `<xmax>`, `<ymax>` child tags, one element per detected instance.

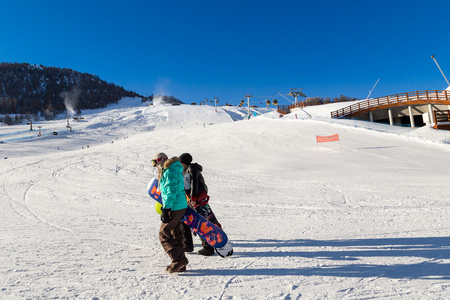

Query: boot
<box><xmin>167</xmin><ymin>264</ymin><xmax>187</xmax><ymax>273</ymax></box>
<box><xmin>197</xmin><ymin>239</ymin><xmax>215</xmax><ymax>256</ymax></box>
<box><xmin>166</xmin><ymin>258</ymin><xmax>189</xmax><ymax>273</ymax></box>
<box><xmin>197</xmin><ymin>247</ymin><xmax>215</xmax><ymax>256</ymax></box>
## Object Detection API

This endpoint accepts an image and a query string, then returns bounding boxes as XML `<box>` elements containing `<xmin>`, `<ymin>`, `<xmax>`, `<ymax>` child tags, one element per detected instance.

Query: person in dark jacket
<box><xmin>179</xmin><ymin>153</ymin><xmax>221</xmax><ymax>256</ymax></box>
<box><xmin>152</xmin><ymin>152</ymin><xmax>189</xmax><ymax>273</ymax></box>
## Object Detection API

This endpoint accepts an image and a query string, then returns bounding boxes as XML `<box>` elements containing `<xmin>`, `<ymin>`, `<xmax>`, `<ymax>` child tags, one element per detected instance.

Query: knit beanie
<box><xmin>179</xmin><ymin>153</ymin><xmax>192</xmax><ymax>165</ymax></box>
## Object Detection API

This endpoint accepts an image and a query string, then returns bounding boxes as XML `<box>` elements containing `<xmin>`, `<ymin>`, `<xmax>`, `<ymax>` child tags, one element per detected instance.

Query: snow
<box><xmin>1</xmin><ymin>98</ymin><xmax>450</xmax><ymax>299</ymax></box>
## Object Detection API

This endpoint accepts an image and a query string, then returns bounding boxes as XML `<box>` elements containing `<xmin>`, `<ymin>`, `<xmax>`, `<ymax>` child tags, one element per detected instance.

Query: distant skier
<box><xmin>152</xmin><ymin>152</ymin><xmax>189</xmax><ymax>273</ymax></box>
<box><xmin>179</xmin><ymin>153</ymin><xmax>221</xmax><ymax>256</ymax></box>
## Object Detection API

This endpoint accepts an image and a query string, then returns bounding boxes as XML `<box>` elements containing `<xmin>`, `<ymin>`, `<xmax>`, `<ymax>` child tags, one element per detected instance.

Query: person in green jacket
<box><xmin>152</xmin><ymin>152</ymin><xmax>188</xmax><ymax>273</ymax></box>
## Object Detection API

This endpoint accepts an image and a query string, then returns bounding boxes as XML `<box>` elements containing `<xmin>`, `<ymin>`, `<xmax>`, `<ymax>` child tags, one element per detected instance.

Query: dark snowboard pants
<box><xmin>181</xmin><ymin>222</ymin><xmax>194</xmax><ymax>250</ymax></box>
<box><xmin>159</xmin><ymin>208</ymin><xmax>188</xmax><ymax>264</ymax></box>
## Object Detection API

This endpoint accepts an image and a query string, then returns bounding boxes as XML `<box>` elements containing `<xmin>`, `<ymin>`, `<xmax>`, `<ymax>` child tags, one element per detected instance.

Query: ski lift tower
<box><xmin>214</xmin><ymin>97</ymin><xmax>219</xmax><ymax>112</ymax></box>
<box><xmin>287</xmin><ymin>88</ymin><xmax>306</xmax><ymax>104</ymax></box>
<box><xmin>245</xmin><ymin>94</ymin><xmax>253</xmax><ymax>119</ymax></box>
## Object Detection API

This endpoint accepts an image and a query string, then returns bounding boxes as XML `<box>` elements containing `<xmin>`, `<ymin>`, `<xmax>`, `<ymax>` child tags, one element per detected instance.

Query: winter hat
<box><xmin>179</xmin><ymin>153</ymin><xmax>192</xmax><ymax>165</ymax></box>
<box><xmin>152</xmin><ymin>152</ymin><xmax>168</xmax><ymax>168</ymax></box>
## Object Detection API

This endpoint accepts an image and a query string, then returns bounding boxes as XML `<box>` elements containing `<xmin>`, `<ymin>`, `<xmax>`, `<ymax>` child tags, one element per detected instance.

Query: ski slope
<box><xmin>1</xmin><ymin>98</ymin><xmax>450</xmax><ymax>299</ymax></box>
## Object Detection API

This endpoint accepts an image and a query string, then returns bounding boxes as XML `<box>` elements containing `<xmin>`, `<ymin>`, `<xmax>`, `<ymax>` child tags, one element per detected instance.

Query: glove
<box><xmin>189</xmin><ymin>197</ymin><xmax>198</xmax><ymax>208</ymax></box>
<box><xmin>161</xmin><ymin>208</ymin><xmax>172</xmax><ymax>223</ymax></box>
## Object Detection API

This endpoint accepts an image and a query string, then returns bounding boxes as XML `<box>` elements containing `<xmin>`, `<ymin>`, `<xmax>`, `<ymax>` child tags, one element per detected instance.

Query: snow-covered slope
<box><xmin>1</xmin><ymin>99</ymin><xmax>449</xmax><ymax>299</ymax></box>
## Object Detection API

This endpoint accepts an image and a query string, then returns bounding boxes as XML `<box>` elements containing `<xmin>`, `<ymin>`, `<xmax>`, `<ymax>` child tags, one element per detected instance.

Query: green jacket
<box><xmin>159</xmin><ymin>157</ymin><xmax>188</xmax><ymax>211</ymax></box>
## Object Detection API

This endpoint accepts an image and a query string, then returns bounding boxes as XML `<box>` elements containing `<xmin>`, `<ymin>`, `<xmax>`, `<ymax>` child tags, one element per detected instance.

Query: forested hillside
<box><xmin>0</xmin><ymin>62</ymin><xmax>145</xmax><ymax>119</ymax></box>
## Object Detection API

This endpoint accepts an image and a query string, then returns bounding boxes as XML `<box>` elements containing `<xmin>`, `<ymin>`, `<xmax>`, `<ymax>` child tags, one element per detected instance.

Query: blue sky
<box><xmin>1</xmin><ymin>0</ymin><xmax>450</xmax><ymax>106</ymax></box>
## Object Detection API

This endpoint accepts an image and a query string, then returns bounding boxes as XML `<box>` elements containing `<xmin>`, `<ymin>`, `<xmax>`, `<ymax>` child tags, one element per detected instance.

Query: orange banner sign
<box><xmin>316</xmin><ymin>134</ymin><xmax>340</xmax><ymax>143</ymax></box>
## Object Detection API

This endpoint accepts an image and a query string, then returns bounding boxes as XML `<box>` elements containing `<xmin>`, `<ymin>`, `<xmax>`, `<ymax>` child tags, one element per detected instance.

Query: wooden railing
<box><xmin>434</xmin><ymin>110</ymin><xmax>450</xmax><ymax>123</ymax></box>
<box><xmin>433</xmin><ymin>110</ymin><xmax>450</xmax><ymax>130</ymax></box>
<box><xmin>277</xmin><ymin>102</ymin><xmax>306</xmax><ymax>115</ymax></box>
<box><xmin>330</xmin><ymin>90</ymin><xmax>450</xmax><ymax>118</ymax></box>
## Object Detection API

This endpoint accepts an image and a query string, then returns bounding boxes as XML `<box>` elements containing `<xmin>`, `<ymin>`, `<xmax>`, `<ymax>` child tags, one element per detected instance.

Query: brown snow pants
<box><xmin>159</xmin><ymin>208</ymin><xmax>188</xmax><ymax>264</ymax></box>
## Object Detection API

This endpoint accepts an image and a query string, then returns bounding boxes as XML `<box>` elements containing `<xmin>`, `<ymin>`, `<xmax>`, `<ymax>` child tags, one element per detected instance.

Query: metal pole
<box><xmin>366</xmin><ymin>78</ymin><xmax>380</xmax><ymax>100</ymax></box>
<box><xmin>245</xmin><ymin>94</ymin><xmax>253</xmax><ymax>119</ymax></box>
<box><xmin>431</xmin><ymin>55</ymin><xmax>450</xmax><ymax>87</ymax></box>
<box><xmin>247</xmin><ymin>96</ymin><xmax>250</xmax><ymax>119</ymax></box>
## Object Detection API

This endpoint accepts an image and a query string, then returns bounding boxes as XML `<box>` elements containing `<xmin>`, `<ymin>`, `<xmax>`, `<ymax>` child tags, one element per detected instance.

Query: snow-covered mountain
<box><xmin>1</xmin><ymin>99</ymin><xmax>449</xmax><ymax>299</ymax></box>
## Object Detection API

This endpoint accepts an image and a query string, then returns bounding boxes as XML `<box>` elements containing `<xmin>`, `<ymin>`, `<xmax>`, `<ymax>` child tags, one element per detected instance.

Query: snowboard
<box><xmin>147</xmin><ymin>178</ymin><xmax>233</xmax><ymax>257</ymax></box>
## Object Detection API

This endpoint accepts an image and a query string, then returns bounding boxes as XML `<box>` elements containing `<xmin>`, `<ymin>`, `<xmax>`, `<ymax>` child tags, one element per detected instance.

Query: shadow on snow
<box><xmin>185</xmin><ymin>237</ymin><xmax>450</xmax><ymax>279</ymax></box>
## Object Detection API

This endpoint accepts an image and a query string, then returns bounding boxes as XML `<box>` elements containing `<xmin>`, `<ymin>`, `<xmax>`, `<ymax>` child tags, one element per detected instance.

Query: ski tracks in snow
<box><xmin>218</xmin><ymin>230</ymin><xmax>310</xmax><ymax>300</ymax></box>
<box><xmin>1</xmin><ymin>159</ymin><xmax>61</xmax><ymax>227</ymax></box>
<box><xmin>2</xmin><ymin>154</ymin><xmax>150</xmax><ymax>248</ymax></box>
